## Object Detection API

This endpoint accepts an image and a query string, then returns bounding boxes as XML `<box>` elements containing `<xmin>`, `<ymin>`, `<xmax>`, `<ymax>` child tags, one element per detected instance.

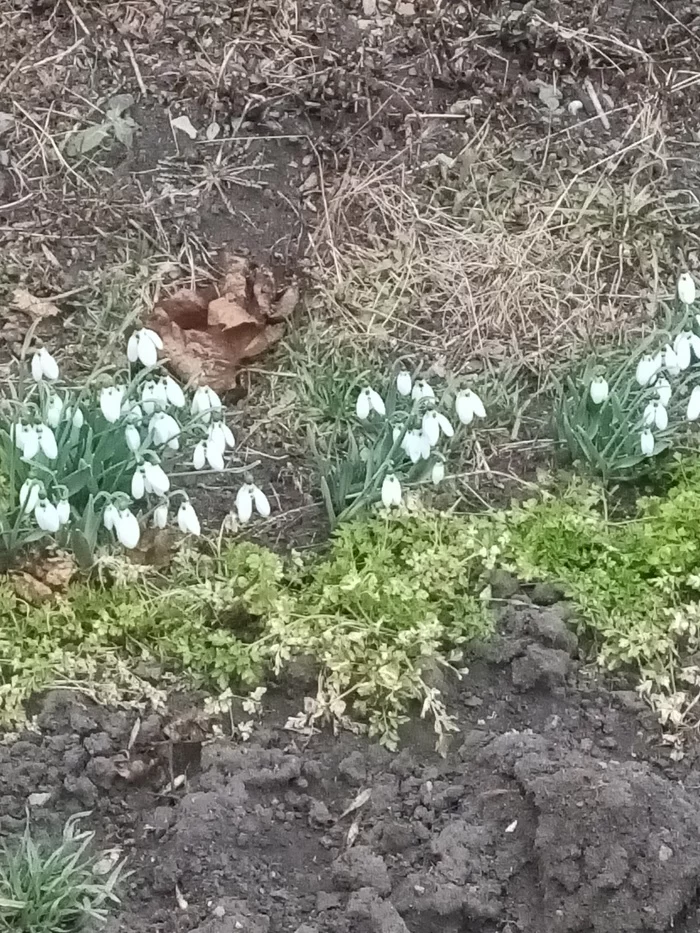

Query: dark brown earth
<box><xmin>6</xmin><ymin>601</ymin><xmax>700</xmax><ymax>933</ymax></box>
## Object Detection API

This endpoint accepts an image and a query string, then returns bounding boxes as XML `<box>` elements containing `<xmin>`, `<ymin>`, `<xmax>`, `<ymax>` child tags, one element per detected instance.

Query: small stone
<box><xmin>490</xmin><ymin>569</ymin><xmax>520</xmax><ymax>600</ymax></box>
<box><xmin>27</xmin><ymin>792</ymin><xmax>52</xmax><ymax>807</ymax></box>
<box><xmin>659</xmin><ymin>844</ymin><xmax>673</xmax><ymax>862</ymax></box>
<box><xmin>531</xmin><ymin>582</ymin><xmax>565</xmax><ymax>606</ymax></box>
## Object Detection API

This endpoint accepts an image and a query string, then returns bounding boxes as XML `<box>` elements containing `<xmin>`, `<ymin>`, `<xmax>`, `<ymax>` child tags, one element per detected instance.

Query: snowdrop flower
<box><xmin>235</xmin><ymin>484</ymin><xmax>271</xmax><ymax>522</ymax></box>
<box><xmin>688</xmin><ymin>386</ymin><xmax>700</xmax><ymax>421</ymax></box>
<box><xmin>125</xmin><ymin>424</ymin><xmax>141</xmax><ymax>452</ymax></box>
<box><xmin>127</xmin><ymin>328</ymin><xmax>163</xmax><ymax>367</ymax></box>
<box><xmin>103</xmin><ymin>503</ymin><xmax>119</xmax><ymax>531</ymax></box>
<box><xmin>193</xmin><ymin>440</ymin><xmax>207</xmax><ymax>470</ymax></box>
<box><xmin>635</xmin><ymin>353</ymin><xmax>661</xmax><ymax>387</ymax></box>
<box><xmin>356</xmin><ymin>387</ymin><xmax>386</xmax><ymax>421</ymax></box>
<box><xmin>19</xmin><ymin>479</ymin><xmax>40</xmax><ymax>513</ymax></box>
<box><xmin>131</xmin><ymin>466</ymin><xmax>146</xmax><ymax>500</ymax></box>
<box><xmin>36</xmin><ymin>424</ymin><xmax>58</xmax><ymax>459</ymax></box>
<box><xmin>411</xmin><ymin>380</ymin><xmax>434</xmax><ymax>402</ymax></box>
<box><xmin>656</xmin><ymin>377</ymin><xmax>672</xmax><ymax>407</ymax></box>
<box><xmin>12</xmin><ymin>422</ymin><xmax>29</xmax><ymax>453</ymax></box>
<box><xmin>113</xmin><ymin>508</ymin><xmax>140</xmax><ymax>549</ymax></box>
<box><xmin>643</xmin><ymin>400</ymin><xmax>668</xmax><ymax>431</ymax></box>
<box><xmin>432</xmin><ymin>461</ymin><xmax>445</xmax><ymax>485</ymax></box>
<box><xmin>20</xmin><ymin>425</ymin><xmax>40</xmax><ymax>461</ymax></box>
<box><xmin>164</xmin><ymin>376</ymin><xmax>186</xmax><ymax>409</ymax></box>
<box><xmin>208</xmin><ymin>421</ymin><xmax>235</xmax><ymax>454</ymax></box>
<box><xmin>455</xmin><ymin>389</ymin><xmax>486</xmax><ymax>425</ymax></box>
<box><xmin>141</xmin><ymin>379</ymin><xmax>168</xmax><ymax>415</ymax></box>
<box><xmin>640</xmin><ymin>429</ymin><xmax>655</xmax><ymax>457</ymax></box>
<box><xmin>402</xmin><ymin>429</ymin><xmax>431</xmax><ymax>464</ymax></box>
<box><xmin>678</xmin><ymin>272</ymin><xmax>697</xmax><ymax>306</ymax></box>
<box><xmin>31</xmin><ymin>347</ymin><xmax>59</xmax><ymax>382</ymax></box>
<box><xmin>194</xmin><ymin>440</ymin><xmax>224</xmax><ymax>471</ymax></box>
<box><xmin>70</xmin><ymin>406</ymin><xmax>84</xmax><ymax>429</ymax></box>
<box><xmin>100</xmin><ymin>386</ymin><xmax>125</xmax><ymax>423</ymax></box>
<box><xmin>422</xmin><ymin>409</ymin><xmax>454</xmax><ymax>446</ymax></box>
<box><xmin>381</xmin><ymin>473</ymin><xmax>402</xmax><ymax>508</ymax></box>
<box><xmin>177</xmin><ymin>500</ymin><xmax>201</xmax><ymax>536</ymax></box>
<box><xmin>144</xmin><ymin>462</ymin><xmax>170</xmax><ymax>496</ymax></box>
<box><xmin>674</xmin><ymin>332</ymin><xmax>692</xmax><ymax>371</ymax></box>
<box><xmin>664</xmin><ymin>344</ymin><xmax>681</xmax><ymax>378</ymax></box>
<box><xmin>150</xmin><ymin>412</ymin><xmax>180</xmax><ymax>446</ymax></box>
<box><xmin>191</xmin><ymin>386</ymin><xmax>222</xmax><ymax>424</ymax></box>
<box><xmin>34</xmin><ymin>496</ymin><xmax>60</xmax><ymax>533</ymax></box>
<box><xmin>56</xmin><ymin>498</ymin><xmax>70</xmax><ymax>526</ymax></box>
<box><xmin>396</xmin><ymin>370</ymin><xmax>412</xmax><ymax>397</ymax></box>
<box><xmin>589</xmin><ymin>376</ymin><xmax>609</xmax><ymax>405</ymax></box>
<box><xmin>153</xmin><ymin>503</ymin><xmax>168</xmax><ymax>529</ymax></box>
<box><xmin>45</xmin><ymin>393</ymin><xmax>63</xmax><ymax>429</ymax></box>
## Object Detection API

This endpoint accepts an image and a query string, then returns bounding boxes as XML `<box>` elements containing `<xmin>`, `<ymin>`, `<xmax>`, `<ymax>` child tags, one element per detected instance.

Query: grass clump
<box><xmin>0</xmin><ymin>814</ymin><xmax>124</xmax><ymax>932</ymax></box>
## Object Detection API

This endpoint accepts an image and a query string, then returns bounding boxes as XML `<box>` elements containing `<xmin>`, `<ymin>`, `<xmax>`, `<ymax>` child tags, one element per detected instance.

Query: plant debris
<box><xmin>148</xmin><ymin>256</ymin><xmax>298</xmax><ymax>391</ymax></box>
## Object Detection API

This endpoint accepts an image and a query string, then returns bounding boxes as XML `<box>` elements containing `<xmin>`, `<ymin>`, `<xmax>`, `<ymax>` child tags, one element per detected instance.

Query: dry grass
<box><xmin>312</xmin><ymin>106</ymin><xmax>700</xmax><ymax>372</ymax></box>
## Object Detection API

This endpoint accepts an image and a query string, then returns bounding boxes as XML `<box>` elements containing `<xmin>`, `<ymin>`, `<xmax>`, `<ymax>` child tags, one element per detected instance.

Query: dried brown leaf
<box><xmin>12</xmin><ymin>288</ymin><xmax>61</xmax><ymax>320</ymax></box>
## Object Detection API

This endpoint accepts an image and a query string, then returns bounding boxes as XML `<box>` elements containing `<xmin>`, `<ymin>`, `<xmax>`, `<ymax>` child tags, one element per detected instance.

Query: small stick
<box><xmin>583</xmin><ymin>77</ymin><xmax>611</xmax><ymax>131</ymax></box>
<box><xmin>124</xmin><ymin>39</ymin><xmax>148</xmax><ymax>96</ymax></box>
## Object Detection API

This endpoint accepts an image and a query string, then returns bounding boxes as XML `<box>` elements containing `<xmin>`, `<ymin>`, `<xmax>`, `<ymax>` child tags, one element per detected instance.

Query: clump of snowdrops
<box><xmin>556</xmin><ymin>272</ymin><xmax>700</xmax><ymax>481</ymax></box>
<box><xmin>0</xmin><ymin>328</ymin><xmax>271</xmax><ymax>565</ymax></box>
<box><xmin>312</xmin><ymin>365</ymin><xmax>487</xmax><ymax>526</ymax></box>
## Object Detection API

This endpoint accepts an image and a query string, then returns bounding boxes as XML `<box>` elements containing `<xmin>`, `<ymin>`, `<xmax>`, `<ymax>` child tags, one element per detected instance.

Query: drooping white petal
<box><xmin>436</xmin><ymin>412</ymin><xmax>454</xmax><ymax>437</ymax></box>
<box><xmin>103</xmin><ymin>503</ymin><xmax>119</xmax><ymax>531</ymax></box>
<box><xmin>144</xmin><ymin>462</ymin><xmax>170</xmax><ymax>496</ymax></box>
<box><xmin>178</xmin><ymin>501</ymin><xmax>200</xmax><ymax>536</ymax></box>
<box><xmin>38</xmin><ymin>348</ymin><xmax>59</xmax><ymax>381</ymax></box>
<box><xmin>127</xmin><ymin>332</ymin><xmax>139</xmax><ymax>363</ymax></box>
<box><xmin>643</xmin><ymin>401</ymin><xmax>656</xmax><ymax>427</ymax></box>
<box><xmin>455</xmin><ymin>391</ymin><xmax>474</xmax><ymax>425</ymax></box>
<box><xmin>100</xmin><ymin>386</ymin><xmax>124</xmax><ymax>423</ymax></box>
<box><xmin>151</xmin><ymin>412</ymin><xmax>180</xmax><ymax>446</ymax></box>
<box><xmin>56</xmin><ymin>499</ymin><xmax>70</xmax><ymax>526</ymax></box>
<box><xmin>114</xmin><ymin>509</ymin><xmax>140</xmax><ymax>549</ymax></box>
<box><xmin>19</xmin><ymin>480</ymin><xmax>40</xmax><ymax>513</ymax></box>
<box><xmin>31</xmin><ymin>352</ymin><xmax>44</xmax><ymax>383</ymax></box>
<box><xmin>655</xmin><ymin>404</ymin><xmax>668</xmax><ymax>431</ymax></box>
<box><xmin>678</xmin><ymin>272</ymin><xmax>697</xmax><ymax>306</ymax></box>
<box><xmin>136</xmin><ymin>331</ymin><xmax>157</xmax><ymax>367</ymax></box>
<box><xmin>396</xmin><ymin>371</ymin><xmax>412</xmax><ymax>397</ymax></box>
<box><xmin>205</xmin><ymin>442</ymin><xmax>225</xmax><ymax>471</ymax></box>
<box><xmin>665</xmin><ymin>344</ymin><xmax>681</xmax><ymax>377</ymax></box>
<box><xmin>141</xmin><ymin>381</ymin><xmax>161</xmax><ymax>416</ymax></box>
<box><xmin>656</xmin><ymin>378</ymin><xmax>672</xmax><ymax>407</ymax></box>
<box><xmin>165</xmin><ymin>376</ymin><xmax>186</xmax><ymax>408</ymax></box>
<box><xmin>432</xmin><ymin>461</ymin><xmax>445</xmax><ymax>485</ymax></box>
<box><xmin>640</xmin><ymin>429</ymin><xmax>655</xmax><ymax>457</ymax></box>
<box><xmin>71</xmin><ymin>407</ymin><xmax>84</xmax><ymax>429</ymax></box>
<box><xmin>222</xmin><ymin>424</ymin><xmax>235</xmax><ymax>448</ymax></box>
<box><xmin>674</xmin><ymin>332</ymin><xmax>692</xmax><ymax>371</ymax></box>
<box><xmin>21</xmin><ymin>426</ymin><xmax>40</xmax><ymax>461</ymax></box>
<box><xmin>356</xmin><ymin>389</ymin><xmax>371</xmax><ymax>421</ymax></box>
<box><xmin>153</xmin><ymin>503</ymin><xmax>168</xmax><ymax>529</ymax></box>
<box><xmin>12</xmin><ymin>423</ymin><xmax>27</xmax><ymax>451</ymax></box>
<box><xmin>207</xmin><ymin>422</ymin><xmax>227</xmax><ymax>455</ymax></box>
<box><xmin>422</xmin><ymin>410</ymin><xmax>440</xmax><ymax>446</ymax></box>
<box><xmin>125</xmin><ymin>424</ymin><xmax>141</xmax><ymax>453</ymax></box>
<box><xmin>34</xmin><ymin>498</ymin><xmax>60</xmax><ymax>533</ymax></box>
<box><xmin>142</xmin><ymin>327</ymin><xmax>163</xmax><ymax>351</ymax></box>
<box><xmin>193</xmin><ymin>440</ymin><xmax>207</xmax><ymax>470</ymax></box>
<box><xmin>418</xmin><ymin>431</ymin><xmax>432</xmax><ymax>460</ymax></box>
<box><xmin>402</xmin><ymin>430</ymin><xmax>422</xmax><ymax>464</ymax></box>
<box><xmin>368</xmin><ymin>388</ymin><xmax>386</xmax><ymax>416</ymax></box>
<box><xmin>589</xmin><ymin>377</ymin><xmax>609</xmax><ymax>405</ymax></box>
<box><xmin>635</xmin><ymin>354</ymin><xmax>657</xmax><ymax>387</ymax></box>
<box><xmin>381</xmin><ymin>473</ymin><xmax>402</xmax><ymax>508</ymax></box>
<box><xmin>688</xmin><ymin>386</ymin><xmax>700</xmax><ymax>421</ymax></box>
<box><xmin>46</xmin><ymin>394</ymin><xmax>63</xmax><ymax>429</ymax></box>
<box><xmin>235</xmin><ymin>485</ymin><xmax>254</xmax><ymax>523</ymax></box>
<box><xmin>411</xmin><ymin>380</ymin><xmax>435</xmax><ymax>402</ymax></box>
<box><xmin>131</xmin><ymin>467</ymin><xmax>146</xmax><ymax>500</ymax></box>
<box><xmin>252</xmin><ymin>484</ymin><xmax>271</xmax><ymax>518</ymax></box>
<box><xmin>37</xmin><ymin>425</ymin><xmax>57</xmax><ymax>460</ymax></box>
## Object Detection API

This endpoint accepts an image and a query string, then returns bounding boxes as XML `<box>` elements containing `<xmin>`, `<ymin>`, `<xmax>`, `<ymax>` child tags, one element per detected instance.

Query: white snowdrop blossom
<box><xmin>640</xmin><ymin>429</ymin><xmax>655</xmax><ymax>457</ymax></box>
<box><xmin>46</xmin><ymin>394</ymin><xmax>63</xmax><ymax>429</ymax></box>
<box><xmin>150</xmin><ymin>412</ymin><xmax>180</xmax><ymax>446</ymax></box>
<box><xmin>656</xmin><ymin>377</ymin><xmax>672</xmax><ymax>407</ymax></box>
<box><xmin>193</xmin><ymin>441</ymin><xmax>206</xmax><ymax>470</ymax></box>
<box><xmin>103</xmin><ymin>503</ymin><xmax>119</xmax><ymax>531</ymax></box>
<box><xmin>131</xmin><ymin>466</ymin><xmax>146</xmax><ymax>500</ymax></box>
<box><xmin>100</xmin><ymin>386</ymin><xmax>125</xmax><ymax>423</ymax></box>
<box><xmin>127</xmin><ymin>328</ymin><xmax>163</xmax><ymax>368</ymax></box>
<box><xmin>205</xmin><ymin>441</ymin><xmax>225</xmax><ymax>471</ymax></box>
<box><xmin>191</xmin><ymin>386</ymin><xmax>222</xmax><ymax>424</ymax></box>
<box><xmin>455</xmin><ymin>389</ymin><xmax>486</xmax><ymax>425</ymax></box>
<box><xmin>643</xmin><ymin>401</ymin><xmax>668</xmax><ymax>431</ymax></box>
<box><xmin>34</xmin><ymin>497</ymin><xmax>60</xmax><ymax>533</ymax></box>
<box><xmin>678</xmin><ymin>272</ymin><xmax>697</xmax><ymax>306</ymax></box>
<box><xmin>635</xmin><ymin>354</ymin><xmax>661</xmax><ymax>387</ymax></box>
<box><xmin>396</xmin><ymin>370</ymin><xmax>412</xmax><ymax>397</ymax></box>
<box><xmin>356</xmin><ymin>387</ymin><xmax>386</xmax><ymax>421</ymax></box>
<box><xmin>125</xmin><ymin>424</ymin><xmax>141</xmax><ymax>453</ymax></box>
<box><xmin>432</xmin><ymin>461</ymin><xmax>445</xmax><ymax>485</ymax></box>
<box><xmin>674</xmin><ymin>332</ymin><xmax>692</xmax><ymax>371</ymax></box>
<box><xmin>144</xmin><ymin>462</ymin><xmax>170</xmax><ymax>496</ymax></box>
<box><xmin>36</xmin><ymin>424</ymin><xmax>57</xmax><ymax>460</ymax></box>
<box><xmin>422</xmin><ymin>409</ymin><xmax>454</xmax><ymax>446</ymax></box>
<box><xmin>208</xmin><ymin>421</ymin><xmax>235</xmax><ymax>454</ymax></box>
<box><xmin>688</xmin><ymin>386</ymin><xmax>700</xmax><ymax>421</ymax></box>
<box><xmin>153</xmin><ymin>503</ymin><xmax>168</xmax><ymax>529</ymax></box>
<box><xmin>56</xmin><ymin>499</ymin><xmax>70</xmax><ymax>526</ymax></box>
<box><xmin>411</xmin><ymin>380</ymin><xmax>435</xmax><ymax>402</ymax></box>
<box><xmin>664</xmin><ymin>344</ymin><xmax>681</xmax><ymax>378</ymax></box>
<box><xmin>381</xmin><ymin>473</ymin><xmax>402</xmax><ymax>508</ymax></box>
<box><xmin>113</xmin><ymin>508</ymin><xmax>140</xmax><ymax>549</ymax></box>
<box><xmin>31</xmin><ymin>347</ymin><xmax>59</xmax><ymax>382</ymax></box>
<box><xmin>235</xmin><ymin>484</ymin><xmax>271</xmax><ymax>522</ymax></box>
<box><xmin>165</xmin><ymin>376</ymin><xmax>186</xmax><ymax>408</ymax></box>
<box><xmin>402</xmin><ymin>429</ymin><xmax>431</xmax><ymax>464</ymax></box>
<box><xmin>177</xmin><ymin>500</ymin><xmax>201</xmax><ymax>536</ymax></box>
<box><xmin>19</xmin><ymin>480</ymin><xmax>40</xmax><ymax>513</ymax></box>
<box><xmin>589</xmin><ymin>376</ymin><xmax>609</xmax><ymax>405</ymax></box>
<box><xmin>20</xmin><ymin>425</ymin><xmax>40</xmax><ymax>461</ymax></box>
<box><xmin>141</xmin><ymin>379</ymin><xmax>168</xmax><ymax>415</ymax></box>
<box><xmin>70</xmin><ymin>407</ymin><xmax>84</xmax><ymax>429</ymax></box>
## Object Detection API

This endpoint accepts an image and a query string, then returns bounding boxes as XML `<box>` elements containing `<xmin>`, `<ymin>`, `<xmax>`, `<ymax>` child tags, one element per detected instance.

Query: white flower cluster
<box><xmin>11</xmin><ymin>329</ymin><xmax>272</xmax><ymax>552</ymax></box>
<box><xmin>588</xmin><ymin>272</ymin><xmax>699</xmax><ymax>459</ymax></box>
<box><xmin>356</xmin><ymin>369</ymin><xmax>486</xmax><ymax>509</ymax></box>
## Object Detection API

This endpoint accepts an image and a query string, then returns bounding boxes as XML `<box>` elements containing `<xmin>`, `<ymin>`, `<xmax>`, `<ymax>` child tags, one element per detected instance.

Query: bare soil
<box><xmin>6</xmin><ymin>601</ymin><xmax>700</xmax><ymax>933</ymax></box>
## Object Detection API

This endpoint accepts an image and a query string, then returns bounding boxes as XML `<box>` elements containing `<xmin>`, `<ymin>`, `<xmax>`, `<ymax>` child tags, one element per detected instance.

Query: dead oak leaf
<box><xmin>11</xmin><ymin>288</ymin><xmax>61</xmax><ymax>320</ymax></box>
